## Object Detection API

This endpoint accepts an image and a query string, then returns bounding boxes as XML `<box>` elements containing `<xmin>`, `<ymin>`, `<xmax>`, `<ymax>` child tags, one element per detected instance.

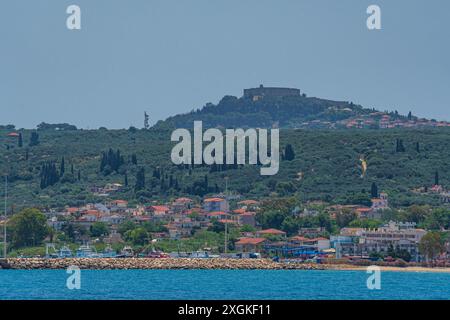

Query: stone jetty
<box><xmin>0</xmin><ymin>258</ymin><xmax>330</xmax><ymax>270</ymax></box>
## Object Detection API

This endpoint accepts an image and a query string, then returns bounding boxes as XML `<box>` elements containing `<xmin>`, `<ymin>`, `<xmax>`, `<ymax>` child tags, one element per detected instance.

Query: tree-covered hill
<box><xmin>152</xmin><ymin>92</ymin><xmax>428</xmax><ymax>130</ymax></box>
<box><xmin>0</xmin><ymin>126</ymin><xmax>449</xmax><ymax>211</ymax></box>
<box><xmin>154</xmin><ymin>94</ymin><xmax>369</xmax><ymax>129</ymax></box>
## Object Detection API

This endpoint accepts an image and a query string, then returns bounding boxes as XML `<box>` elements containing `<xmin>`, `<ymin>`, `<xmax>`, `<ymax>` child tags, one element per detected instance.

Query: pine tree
<box><xmin>435</xmin><ymin>170</ymin><xmax>439</xmax><ymax>186</ymax></box>
<box><xmin>416</xmin><ymin>142</ymin><xmax>420</xmax><ymax>153</ymax></box>
<box><xmin>124</xmin><ymin>172</ymin><xmax>128</xmax><ymax>187</ymax></box>
<box><xmin>77</xmin><ymin>170</ymin><xmax>81</xmax><ymax>181</ymax></box>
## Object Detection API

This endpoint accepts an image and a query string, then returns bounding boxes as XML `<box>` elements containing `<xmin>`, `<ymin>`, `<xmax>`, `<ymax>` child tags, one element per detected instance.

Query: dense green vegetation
<box><xmin>256</xmin><ymin>198</ymin><xmax>450</xmax><ymax>237</ymax></box>
<box><xmin>0</xmin><ymin>126</ymin><xmax>449</xmax><ymax>211</ymax></box>
<box><xmin>154</xmin><ymin>94</ymin><xmax>392</xmax><ymax>129</ymax></box>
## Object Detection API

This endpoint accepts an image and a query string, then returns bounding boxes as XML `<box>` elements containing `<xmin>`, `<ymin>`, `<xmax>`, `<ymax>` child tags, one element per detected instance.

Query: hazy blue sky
<box><xmin>1</xmin><ymin>0</ymin><xmax>449</xmax><ymax>129</ymax></box>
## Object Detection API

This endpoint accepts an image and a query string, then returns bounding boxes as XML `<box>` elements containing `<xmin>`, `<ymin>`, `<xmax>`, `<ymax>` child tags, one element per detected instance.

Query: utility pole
<box><xmin>3</xmin><ymin>175</ymin><xmax>7</xmax><ymax>259</ymax></box>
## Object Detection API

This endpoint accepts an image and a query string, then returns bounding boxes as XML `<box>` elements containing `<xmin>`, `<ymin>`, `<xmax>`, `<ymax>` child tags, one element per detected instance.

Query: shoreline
<box><xmin>1</xmin><ymin>258</ymin><xmax>450</xmax><ymax>273</ymax></box>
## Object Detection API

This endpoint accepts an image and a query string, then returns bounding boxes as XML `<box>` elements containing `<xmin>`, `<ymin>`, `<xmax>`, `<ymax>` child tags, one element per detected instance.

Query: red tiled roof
<box><xmin>112</xmin><ymin>200</ymin><xmax>128</xmax><ymax>204</ymax></box>
<box><xmin>218</xmin><ymin>219</ymin><xmax>237</xmax><ymax>224</ymax></box>
<box><xmin>150</xmin><ymin>205</ymin><xmax>170</xmax><ymax>212</ymax></box>
<box><xmin>290</xmin><ymin>236</ymin><xmax>309</xmax><ymax>242</ymax></box>
<box><xmin>84</xmin><ymin>210</ymin><xmax>101</xmax><ymax>216</ymax></box>
<box><xmin>311</xmin><ymin>237</ymin><xmax>329</xmax><ymax>241</ymax></box>
<box><xmin>257</xmin><ymin>228</ymin><xmax>286</xmax><ymax>235</ymax></box>
<box><xmin>7</xmin><ymin>132</ymin><xmax>20</xmax><ymax>137</ymax></box>
<box><xmin>207</xmin><ymin>211</ymin><xmax>227</xmax><ymax>217</ymax></box>
<box><xmin>233</xmin><ymin>209</ymin><xmax>246</xmax><ymax>214</ymax></box>
<box><xmin>240</xmin><ymin>212</ymin><xmax>256</xmax><ymax>217</ymax></box>
<box><xmin>235</xmin><ymin>237</ymin><xmax>266</xmax><ymax>245</ymax></box>
<box><xmin>204</xmin><ymin>198</ymin><xmax>225</xmax><ymax>203</ymax></box>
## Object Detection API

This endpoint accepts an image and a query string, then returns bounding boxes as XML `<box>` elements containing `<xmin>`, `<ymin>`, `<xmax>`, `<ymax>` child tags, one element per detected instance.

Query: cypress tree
<box><xmin>29</xmin><ymin>132</ymin><xmax>40</xmax><ymax>146</ymax></box>
<box><xmin>131</xmin><ymin>154</ymin><xmax>138</xmax><ymax>165</ymax></box>
<box><xmin>284</xmin><ymin>144</ymin><xmax>295</xmax><ymax>161</ymax></box>
<box><xmin>435</xmin><ymin>170</ymin><xmax>439</xmax><ymax>186</ymax></box>
<box><xmin>40</xmin><ymin>161</ymin><xmax>60</xmax><ymax>189</ymax></box>
<box><xmin>371</xmin><ymin>182</ymin><xmax>379</xmax><ymax>198</ymax></box>
<box><xmin>100</xmin><ymin>148</ymin><xmax>125</xmax><ymax>174</ymax></box>
<box><xmin>396</xmin><ymin>139</ymin><xmax>405</xmax><ymax>152</ymax></box>
<box><xmin>60</xmin><ymin>157</ymin><xmax>65</xmax><ymax>177</ymax></box>
<box><xmin>18</xmin><ymin>133</ymin><xmax>23</xmax><ymax>147</ymax></box>
<box><xmin>135</xmin><ymin>167</ymin><xmax>146</xmax><ymax>192</ymax></box>
<box><xmin>407</xmin><ymin>111</ymin><xmax>412</xmax><ymax>121</ymax></box>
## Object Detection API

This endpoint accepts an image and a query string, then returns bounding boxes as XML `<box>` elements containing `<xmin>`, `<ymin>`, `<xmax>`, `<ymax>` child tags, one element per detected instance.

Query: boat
<box><xmin>76</xmin><ymin>244</ymin><xmax>101</xmax><ymax>258</ymax></box>
<box><xmin>58</xmin><ymin>246</ymin><xmax>73</xmax><ymax>258</ymax></box>
<box><xmin>45</xmin><ymin>243</ymin><xmax>59</xmax><ymax>258</ymax></box>
<box><xmin>169</xmin><ymin>252</ymin><xmax>189</xmax><ymax>258</ymax></box>
<box><xmin>116</xmin><ymin>246</ymin><xmax>134</xmax><ymax>258</ymax></box>
<box><xmin>189</xmin><ymin>251</ymin><xmax>209</xmax><ymax>258</ymax></box>
<box><xmin>147</xmin><ymin>251</ymin><xmax>170</xmax><ymax>258</ymax></box>
<box><xmin>101</xmin><ymin>245</ymin><xmax>117</xmax><ymax>258</ymax></box>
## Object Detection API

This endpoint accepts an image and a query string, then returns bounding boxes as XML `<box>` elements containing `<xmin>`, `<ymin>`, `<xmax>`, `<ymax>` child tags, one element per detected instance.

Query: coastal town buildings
<box><xmin>331</xmin><ymin>222</ymin><xmax>426</xmax><ymax>261</ymax></box>
<box><xmin>203</xmin><ymin>198</ymin><xmax>229</xmax><ymax>213</ymax></box>
<box><xmin>33</xmin><ymin>186</ymin><xmax>448</xmax><ymax>264</ymax></box>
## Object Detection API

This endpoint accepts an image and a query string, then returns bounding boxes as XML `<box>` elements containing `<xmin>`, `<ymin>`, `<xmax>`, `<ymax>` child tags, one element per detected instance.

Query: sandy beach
<box><xmin>331</xmin><ymin>265</ymin><xmax>450</xmax><ymax>273</ymax></box>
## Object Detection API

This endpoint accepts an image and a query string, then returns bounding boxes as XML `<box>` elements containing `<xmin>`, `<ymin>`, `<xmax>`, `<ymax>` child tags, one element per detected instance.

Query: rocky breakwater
<box><xmin>3</xmin><ymin>258</ymin><xmax>328</xmax><ymax>270</ymax></box>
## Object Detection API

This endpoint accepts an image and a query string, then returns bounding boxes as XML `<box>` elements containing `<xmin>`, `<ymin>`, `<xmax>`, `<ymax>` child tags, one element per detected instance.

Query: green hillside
<box><xmin>154</xmin><ymin>93</ymin><xmax>407</xmax><ymax>129</ymax></box>
<box><xmin>1</xmin><ymin>126</ymin><xmax>449</xmax><ymax>211</ymax></box>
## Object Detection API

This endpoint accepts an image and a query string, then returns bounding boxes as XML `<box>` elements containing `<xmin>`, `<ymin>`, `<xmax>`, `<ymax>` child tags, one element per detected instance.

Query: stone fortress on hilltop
<box><xmin>243</xmin><ymin>84</ymin><xmax>301</xmax><ymax>101</ymax></box>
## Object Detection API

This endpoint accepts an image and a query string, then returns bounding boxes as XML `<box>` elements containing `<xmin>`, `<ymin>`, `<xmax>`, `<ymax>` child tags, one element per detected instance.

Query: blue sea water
<box><xmin>0</xmin><ymin>269</ymin><xmax>449</xmax><ymax>300</ymax></box>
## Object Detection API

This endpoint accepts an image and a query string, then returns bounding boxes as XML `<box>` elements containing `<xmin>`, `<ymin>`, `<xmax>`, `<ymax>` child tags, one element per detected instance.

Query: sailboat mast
<box><xmin>224</xmin><ymin>221</ymin><xmax>228</xmax><ymax>255</ymax></box>
<box><xmin>3</xmin><ymin>175</ymin><xmax>7</xmax><ymax>259</ymax></box>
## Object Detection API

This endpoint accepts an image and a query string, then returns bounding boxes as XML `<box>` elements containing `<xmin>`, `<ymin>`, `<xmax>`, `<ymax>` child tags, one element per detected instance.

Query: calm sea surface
<box><xmin>0</xmin><ymin>269</ymin><xmax>449</xmax><ymax>300</ymax></box>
